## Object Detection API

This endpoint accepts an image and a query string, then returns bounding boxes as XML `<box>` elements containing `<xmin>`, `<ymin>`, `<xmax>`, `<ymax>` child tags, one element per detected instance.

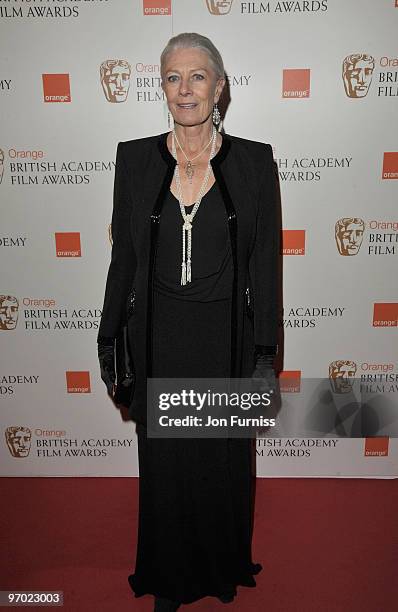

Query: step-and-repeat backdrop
<box><xmin>1</xmin><ymin>0</ymin><xmax>397</xmax><ymax>478</ymax></box>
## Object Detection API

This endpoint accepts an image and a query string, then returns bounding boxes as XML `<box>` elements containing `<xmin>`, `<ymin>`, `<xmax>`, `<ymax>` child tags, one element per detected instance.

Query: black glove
<box><xmin>97</xmin><ymin>335</ymin><xmax>116</xmax><ymax>397</ymax></box>
<box><xmin>252</xmin><ymin>346</ymin><xmax>280</xmax><ymax>434</ymax></box>
<box><xmin>252</xmin><ymin>345</ymin><xmax>278</xmax><ymax>396</ymax></box>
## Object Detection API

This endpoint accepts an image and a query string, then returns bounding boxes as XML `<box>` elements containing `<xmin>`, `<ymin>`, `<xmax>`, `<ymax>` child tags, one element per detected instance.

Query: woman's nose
<box><xmin>178</xmin><ymin>77</ymin><xmax>192</xmax><ymax>96</ymax></box>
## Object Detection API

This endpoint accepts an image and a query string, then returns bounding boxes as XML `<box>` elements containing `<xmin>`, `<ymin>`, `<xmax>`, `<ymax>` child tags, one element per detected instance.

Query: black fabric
<box><xmin>153</xmin><ymin>183</ymin><xmax>233</xmax><ymax>301</ymax></box>
<box><xmin>128</xmin><ymin>183</ymin><xmax>262</xmax><ymax>604</ymax></box>
<box><xmin>129</xmin><ymin>292</ymin><xmax>261</xmax><ymax>604</ymax></box>
<box><xmin>97</xmin><ymin>338</ymin><xmax>115</xmax><ymax>396</ymax></box>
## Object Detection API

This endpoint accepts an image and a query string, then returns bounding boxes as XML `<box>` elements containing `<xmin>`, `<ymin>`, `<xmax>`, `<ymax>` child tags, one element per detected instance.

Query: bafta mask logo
<box><xmin>335</xmin><ymin>218</ymin><xmax>365</xmax><ymax>256</ymax></box>
<box><xmin>342</xmin><ymin>54</ymin><xmax>375</xmax><ymax>98</ymax></box>
<box><xmin>0</xmin><ymin>148</ymin><xmax>4</xmax><ymax>185</ymax></box>
<box><xmin>100</xmin><ymin>60</ymin><xmax>131</xmax><ymax>103</ymax></box>
<box><xmin>5</xmin><ymin>426</ymin><xmax>32</xmax><ymax>458</ymax></box>
<box><xmin>329</xmin><ymin>360</ymin><xmax>357</xmax><ymax>394</ymax></box>
<box><xmin>0</xmin><ymin>295</ymin><xmax>19</xmax><ymax>330</ymax></box>
<box><xmin>206</xmin><ymin>0</ymin><xmax>234</xmax><ymax>15</ymax></box>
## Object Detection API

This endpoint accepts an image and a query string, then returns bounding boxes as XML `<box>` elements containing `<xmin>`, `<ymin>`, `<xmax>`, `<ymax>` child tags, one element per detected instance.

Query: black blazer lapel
<box><xmin>210</xmin><ymin>135</ymin><xmax>238</xmax><ymax>377</ymax></box>
<box><xmin>145</xmin><ymin>133</ymin><xmax>176</xmax><ymax>377</ymax></box>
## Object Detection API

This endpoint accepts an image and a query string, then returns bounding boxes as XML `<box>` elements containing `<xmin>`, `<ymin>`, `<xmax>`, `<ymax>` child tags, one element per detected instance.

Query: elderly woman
<box><xmin>97</xmin><ymin>32</ymin><xmax>280</xmax><ymax>611</ymax></box>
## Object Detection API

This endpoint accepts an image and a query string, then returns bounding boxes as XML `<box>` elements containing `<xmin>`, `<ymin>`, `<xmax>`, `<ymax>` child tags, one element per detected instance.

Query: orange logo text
<box><xmin>279</xmin><ymin>370</ymin><xmax>301</xmax><ymax>393</ymax></box>
<box><xmin>55</xmin><ymin>233</ymin><xmax>81</xmax><ymax>258</ymax></box>
<box><xmin>143</xmin><ymin>0</ymin><xmax>171</xmax><ymax>15</ymax></box>
<box><xmin>382</xmin><ymin>152</ymin><xmax>398</xmax><ymax>179</ymax></box>
<box><xmin>364</xmin><ymin>437</ymin><xmax>389</xmax><ymax>457</ymax></box>
<box><xmin>282</xmin><ymin>69</ymin><xmax>310</xmax><ymax>98</ymax></box>
<box><xmin>373</xmin><ymin>303</ymin><xmax>398</xmax><ymax>327</ymax></box>
<box><xmin>282</xmin><ymin>230</ymin><xmax>305</xmax><ymax>255</ymax></box>
<box><xmin>42</xmin><ymin>74</ymin><xmax>71</xmax><ymax>103</ymax></box>
<box><xmin>66</xmin><ymin>371</ymin><xmax>91</xmax><ymax>393</ymax></box>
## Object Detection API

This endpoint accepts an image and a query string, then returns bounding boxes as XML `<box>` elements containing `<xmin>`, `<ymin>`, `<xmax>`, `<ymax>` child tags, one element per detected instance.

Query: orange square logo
<box><xmin>66</xmin><ymin>371</ymin><xmax>91</xmax><ymax>393</ymax></box>
<box><xmin>279</xmin><ymin>370</ymin><xmax>301</xmax><ymax>393</ymax></box>
<box><xmin>382</xmin><ymin>152</ymin><xmax>398</xmax><ymax>179</ymax></box>
<box><xmin>364</xmin><ymin>437</ymin><xmax>389</xmax><ymax>457</ymax></box>
<box><xmin>42</xmin><ymin>74</ymin><xmax>71</xmax><ymax>103</ymax></box>
<box><xmin>372</xmin><ymin>303</ymin><xmax>398</xmax><ymax>327</ymax></box>
<box><xmin>282</xmin><ymin>69</ymin><xmax>310</xmax><ymax>98</ymax></box>
<box><xmin>282</xmin><ymin>230</ymin><xmax>306</xmax><ymax>255</ymax></box>
<box><xmin>143</xmin><ymin>0</ymin><xmax>171</xmax><ymax>15</ymax></box>
<box><xmin>55</xmin><ymin>232</ymin><xmax>81</xmax><ymax>257</ymax></box>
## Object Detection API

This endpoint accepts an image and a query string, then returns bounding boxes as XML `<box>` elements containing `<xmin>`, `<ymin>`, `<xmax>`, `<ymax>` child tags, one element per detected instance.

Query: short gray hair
<box><xmin>160</xmin><ymin>32</ymin><xmax>225</xmax><ymax>81</ymax></box>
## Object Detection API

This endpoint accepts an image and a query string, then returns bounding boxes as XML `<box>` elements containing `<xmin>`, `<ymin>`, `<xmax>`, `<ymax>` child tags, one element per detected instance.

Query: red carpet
<box><xmin>1</xmin><ymin>478</ymin><xmax>397</xmax><ymax>611</ymax></box>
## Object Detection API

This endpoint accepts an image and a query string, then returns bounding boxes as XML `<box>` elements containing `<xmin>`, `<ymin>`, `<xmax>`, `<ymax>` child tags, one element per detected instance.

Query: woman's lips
<box><xmin>177</xmin><ymin>103</ymin><xmax>197</xmax><ymax>109</ymax></box>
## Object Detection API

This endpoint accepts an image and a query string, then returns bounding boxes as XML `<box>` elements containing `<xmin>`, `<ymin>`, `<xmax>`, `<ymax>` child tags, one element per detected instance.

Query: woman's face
<box><xmin>162</xmin><ymin>47</ymin><xmax>224</xmax><ymax>128</ymax></box>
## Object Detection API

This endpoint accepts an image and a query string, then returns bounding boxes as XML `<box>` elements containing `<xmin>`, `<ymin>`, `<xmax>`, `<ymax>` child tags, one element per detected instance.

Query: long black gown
<box><xmin>128</xmin><ymin>181</ymin><xmax>262</xmax><ymax>605</ymax></box>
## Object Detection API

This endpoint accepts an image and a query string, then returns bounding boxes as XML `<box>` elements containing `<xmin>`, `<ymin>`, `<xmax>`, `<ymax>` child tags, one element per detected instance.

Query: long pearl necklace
<box><xmin>171</xmin><ymin>127</ymin><xmax>217</xmax><ymax>285</ymax></box>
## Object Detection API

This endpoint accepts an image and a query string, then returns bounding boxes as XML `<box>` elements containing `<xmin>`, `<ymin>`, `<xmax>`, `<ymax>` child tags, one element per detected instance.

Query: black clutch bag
<box><xmin>113</xmin><ymin>287</ymin><xmax>136</xmax><ymax>407</ymax></box>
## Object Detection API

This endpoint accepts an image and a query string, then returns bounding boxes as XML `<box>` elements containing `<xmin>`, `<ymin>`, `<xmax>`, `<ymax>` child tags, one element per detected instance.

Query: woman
<box><xmin>97</xmin><ymin>32</ymin><xmax>280</xmax><ymax>611</ymax></box>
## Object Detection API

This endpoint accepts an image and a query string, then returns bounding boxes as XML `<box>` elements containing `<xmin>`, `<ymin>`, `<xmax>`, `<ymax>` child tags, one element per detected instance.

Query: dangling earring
<box><xmin>212</xmin><ymin>102</ymin><xmax>221</xmax><ymax>126</ymax></box>
<box><xmin>167</xmin><ymin>110</ymin><xmax>171</xmax><ymax>130</ymax></box>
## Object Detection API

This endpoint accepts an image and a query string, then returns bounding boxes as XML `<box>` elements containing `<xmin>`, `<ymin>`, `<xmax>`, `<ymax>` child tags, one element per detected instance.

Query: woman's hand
<box><xmin>251</xmin><ymin>349</ymin><xmax>281</xmax><ymax>433</ymax></box>
<box><xmin>97</xmin><ymin>336</ymin><xmax>116</xmax><ymax>397</ymax></box>
<box><xmin>251</xmin><ymin>345</ymin><xmax>279</xmax><ymax>400</ymax></box>
<box><xmin>252</xmin><ymin>353</ymin><xmax>278</xmax><ymax>395</ymax></box>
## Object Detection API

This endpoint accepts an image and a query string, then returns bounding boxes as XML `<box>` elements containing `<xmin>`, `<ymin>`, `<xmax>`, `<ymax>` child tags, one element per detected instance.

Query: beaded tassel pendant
<box><xmin>185</xmin><ymin>160</ymin><xmax>194</xmax><ymax>183</ymax></box>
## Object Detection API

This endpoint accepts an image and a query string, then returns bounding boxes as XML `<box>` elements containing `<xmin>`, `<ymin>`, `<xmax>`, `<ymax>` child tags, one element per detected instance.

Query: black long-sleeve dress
<box><xmin>128</xmin><ymin>181</ymin><xmax>262</xmax><ymax>605</ymax></box>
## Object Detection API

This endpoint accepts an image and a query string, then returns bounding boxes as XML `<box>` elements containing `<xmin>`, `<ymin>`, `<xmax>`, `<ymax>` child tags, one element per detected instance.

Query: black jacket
<box><xmin>98</xmin><ymin>131</ymin><xmax>281</xmax><ymax>425</ymax></box>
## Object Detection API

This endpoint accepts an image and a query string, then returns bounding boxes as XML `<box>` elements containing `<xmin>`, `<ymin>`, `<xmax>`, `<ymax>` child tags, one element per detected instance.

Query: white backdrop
<box><xmin>1</xmin><ymin>0</ymin><xmax>397</xmax><ymax>477</ymax></box>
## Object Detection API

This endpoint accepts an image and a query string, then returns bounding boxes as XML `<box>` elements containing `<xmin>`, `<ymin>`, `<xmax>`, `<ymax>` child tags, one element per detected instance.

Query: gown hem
<box><xmin>128</xmin><ymin>562</ymin><xmax>262</xmax><ymax>605</ymax></box>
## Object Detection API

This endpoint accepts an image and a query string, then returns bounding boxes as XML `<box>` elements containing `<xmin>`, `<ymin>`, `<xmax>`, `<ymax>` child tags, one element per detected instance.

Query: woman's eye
<box><xmin>193</xmin><ymin>74</ymin><xmax>205</xmax><ymax>80</ymax></box>
<box><xmin>167</xmin><ymin>75</ymin><xmax>179</xmax><ymax>82</ymax></box>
